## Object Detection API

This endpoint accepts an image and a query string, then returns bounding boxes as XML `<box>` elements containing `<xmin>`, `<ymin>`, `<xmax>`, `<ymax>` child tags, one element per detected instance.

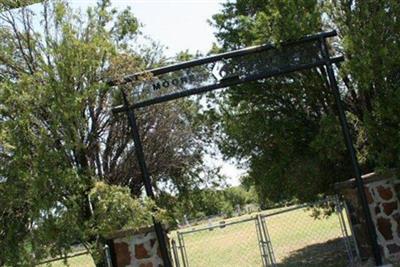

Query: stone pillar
<box><xmin>335</xmin><ymin>171</ymin><xmax>400</xmax><ymax>264</ymax></box>
<box><xmin>107</xmin><ymin>227</ymin><xmax>169</xmax><ymax>267</ymax></box>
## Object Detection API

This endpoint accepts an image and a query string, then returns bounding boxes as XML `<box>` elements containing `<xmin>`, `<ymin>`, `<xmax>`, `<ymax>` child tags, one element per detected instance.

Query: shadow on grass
<box><xmin>277</xmin><ymin>237</ymin><xmax>354</xmax><ymax>267</ymax></box>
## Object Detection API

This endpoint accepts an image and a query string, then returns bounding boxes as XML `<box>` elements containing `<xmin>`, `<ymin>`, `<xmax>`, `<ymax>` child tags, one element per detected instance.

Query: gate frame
<box><xmin>109</xmin><ymin>30</ymin><xmax>382</xmax><ymax>266</ymax></box>
<box><xmin>176</xmin><ymin>215</ymin><xmax>270</xmax><ymax>266</ymax></box>
<box><xmin>258</xmin><ymin>196</ymin><xmax>357</xmax><ymax>266</ymax></box>
<box><xmin>174</xmin><ymin>196</ymin><xmax>355</xmax><ymax>266</ymax></box>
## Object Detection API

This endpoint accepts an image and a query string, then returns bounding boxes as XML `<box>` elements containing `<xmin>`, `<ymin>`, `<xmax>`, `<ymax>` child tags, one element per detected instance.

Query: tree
<box><xmin>158</xmin><ymin>184</ymin><xmax>258</xmax><ymax>222</ymax></box>
<box><xmin>0</xmin><ymin>0</ymin><xmax>43</xmax><ymax>12</ymax></box>
<box><xmin>326</xmin><ymin>0</ymin><xmax>400</xmax><ymax>168</ymax></box>
<box><xmin>208</xmin><ymin>0</ymin><xmax>400</xmax><ymax>207</ymax></box>
<box><xmin>0</xmin><ymin>1</ymin><xmax>205</xmax><ymax>265</ymax></box>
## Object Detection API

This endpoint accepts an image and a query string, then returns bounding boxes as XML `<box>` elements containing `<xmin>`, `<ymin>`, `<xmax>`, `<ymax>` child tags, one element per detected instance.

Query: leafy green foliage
<box><xmin>208</xmin><ymin>0</ymin><xmax>400</xmax><ymax>207</ymax></box>
<box><xmin>326</xmin><ymin>0</ymin><xmax>400</xmax><ymax>168</ymax></box>
<box><xmin>88</xmin><ymin>182</ymin><xmax>166</xmax><ymax>237</ymax></box>
<box><xmin>0</xmin><ymin>0</ymin><xmax>42</xmax><ymax>12</ymax></box>
<box><xmin>159</xmin><ymin>186</ymin><xmax>258</xmax><ymax>222</ymax></box>
<box><xmin>0</xmin><ymin>1</ymin><xmax>133</xmax><ymax>264</ymax></box>
<box><xmin>0</xmin><ymin>1</ymin><xmax>205</xmax><ymax>265</ymax></box>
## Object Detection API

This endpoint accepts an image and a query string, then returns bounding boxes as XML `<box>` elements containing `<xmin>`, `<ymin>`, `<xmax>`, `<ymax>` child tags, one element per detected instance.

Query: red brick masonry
<box><xmin>335</xmin><ymin>171</ymin><xmax>400</xmax><ymax>264</ymax></box>
<box><xmin>107</xmin><ymin>227</ymin><xmax>168</xmax><ymax>267</ymax></box>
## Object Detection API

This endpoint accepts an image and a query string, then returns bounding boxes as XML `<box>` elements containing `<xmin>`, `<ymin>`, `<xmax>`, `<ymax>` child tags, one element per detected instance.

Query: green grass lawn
<box><xmin>37</xmin><ymin>252</ymin><xmax>95</xmax><ymax>267</ymax></box>
<box><xmin>176</xmin><ymin>219</ymin><xmax>265</xmax><ymax>266</ymax></box>
<box><xmin>38</xmin><ymin>205</ymin><xmax>354</xmax><ymax>267</ymax></box>
<box><xmin>172</xmin><ymin>206</ymin><xmax>354</xmax><ymax>267</ymax></box>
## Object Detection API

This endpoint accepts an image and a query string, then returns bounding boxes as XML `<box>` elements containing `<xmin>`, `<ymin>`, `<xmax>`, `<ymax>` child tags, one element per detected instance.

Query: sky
<box><xmin>68</xmin><ymin>0</ymin><xmax>224</xmax><ymax>57</ymax></box>
<box><xmin>63</xmin><ymin>0</ymin><xmax>245</xmax><ymax>186</ymax></box>
<box><xmin>130</xmin><ymin>0</ymin><xmax>223</xmax><ymax>57</ymax></box>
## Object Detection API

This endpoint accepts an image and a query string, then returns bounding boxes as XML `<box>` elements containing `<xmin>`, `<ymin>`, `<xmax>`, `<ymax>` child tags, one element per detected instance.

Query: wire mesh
<box><xmin>173</xmin><ymin>198</ymin><xmax>357</xmax><ymax>267</ymax></box>
<box><xmin>177</xmin><ymin>218</ymin><xmax>265</xmax><ymax>267</ymax></box>
<box><xmin>261</xmin><ymin>202</ymin><xmax>356</xmax><ymax>267</ymax></box>
<box><xmin>38</xmin><ymin>253</ymin><xmax>95</xmax><ymax>267</ymax></box>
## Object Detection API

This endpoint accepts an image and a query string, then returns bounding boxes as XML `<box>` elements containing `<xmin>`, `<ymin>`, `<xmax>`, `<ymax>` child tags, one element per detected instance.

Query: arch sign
<box><xmin>109</xmin><ymin>31</ymin><xmax>382</xmax><ymax>266</ymax></box>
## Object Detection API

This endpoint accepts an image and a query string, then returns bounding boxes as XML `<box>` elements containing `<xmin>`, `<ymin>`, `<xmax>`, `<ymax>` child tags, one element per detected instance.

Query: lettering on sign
<box><xmin>151</xmin><ymin>74</ymin><xmax>197</xmax><ymax>92</ymax></box>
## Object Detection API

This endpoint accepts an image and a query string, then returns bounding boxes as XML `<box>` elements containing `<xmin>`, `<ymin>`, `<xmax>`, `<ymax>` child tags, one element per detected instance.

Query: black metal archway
<box><xmin>109</xmin><ymin>30</ymin><xmax>382</xmax><ymax>266</ymax></box>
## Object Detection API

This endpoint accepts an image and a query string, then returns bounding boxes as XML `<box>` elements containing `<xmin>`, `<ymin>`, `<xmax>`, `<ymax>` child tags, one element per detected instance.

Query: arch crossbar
<box><xmin>109</xmin><ymin>30</ymin><xmax>382</xmax><ymax>267</ymax></box>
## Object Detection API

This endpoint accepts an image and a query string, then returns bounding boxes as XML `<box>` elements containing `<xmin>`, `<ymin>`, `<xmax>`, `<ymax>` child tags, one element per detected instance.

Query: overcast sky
<box><xmin>67</xmin><ymin>0</ymin><xmax>224</xmax><ymax>56</ymax></box>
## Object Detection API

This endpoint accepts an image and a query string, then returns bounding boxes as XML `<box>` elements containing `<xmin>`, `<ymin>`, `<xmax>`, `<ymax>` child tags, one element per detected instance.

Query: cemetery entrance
<box><xmin>110</xmin><ymin>31</ymin><xmax>382</xmax><ymax>266</ymax></box>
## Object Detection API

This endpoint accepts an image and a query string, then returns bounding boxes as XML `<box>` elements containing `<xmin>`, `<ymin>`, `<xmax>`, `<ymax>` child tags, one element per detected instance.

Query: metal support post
<box><xmin>104</xmin><ymin>244</ymin><xmax>113</xmax><ymax>267</ymax></box>
<box><xmin>259</xmin><ymin>215</ymin><xmax>276</xmax><ymax>266</ymax></box>
<box><xmin>255</xmin><ymin>215</ymin><xmax>268</xmax><ymax>267</ymax></box>
<box><xmin>334</xmin><ymin>196</ymin><xmax>355</xmax><ymax>263</ymax></box>
<box><xmin>121</xmin><ymin>90</ymin><xmax>172</xmax><ymax>267</ymax></box>
<box><xmin>171</xmin><ymin>239</ymin><xmax>181</xmax><ymax>267</ymax></box>
<box><xmin>177</xmin><ymin>232</ymin><xmax>188</xmax><ymax>267</ymax></box>
<box><xmin>320</xmin><ymin>37</ymin><xmax>382</xmax><ymax>266</ymax></box>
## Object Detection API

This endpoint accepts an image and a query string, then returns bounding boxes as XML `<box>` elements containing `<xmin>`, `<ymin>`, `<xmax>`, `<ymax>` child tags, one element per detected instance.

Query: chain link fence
<box><xmin>35</xmin><ymin>197</ymin><xmax>357</xmax><ymax>267</ymax></box>
<box><xmin>37</xmin><ymin>251</ymin><xmax>94</xmax><ymax>267</ymax></box>
<box><xmin>36</xmin><ymin>244</ymin><xmax>112</xmax><ymax>267</ymax></box>
<box><xmin>259</xmin><ymin>198</ymin><xmax>357</xmax><ymax>267</ymax></box>
<box><xmin>172</xmin><ymin>196</ymin><xmax>358</xmax><ymax>267</ymax></box>
<box><xmin>174</xmin><ymin>217</ymin><xmax>265</xmax><ymax>267</ymax></box>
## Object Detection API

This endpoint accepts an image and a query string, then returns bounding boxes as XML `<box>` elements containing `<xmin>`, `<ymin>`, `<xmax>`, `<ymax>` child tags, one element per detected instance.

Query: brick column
<box><xmin>335</xmin><ymin>171</ymin><xmax>400</xmax><ymax>264</ymax></box>
<box><xmin>107</xmin><ymin>227</ymin><xmax>170</xmax><ymax>267</ymax></box>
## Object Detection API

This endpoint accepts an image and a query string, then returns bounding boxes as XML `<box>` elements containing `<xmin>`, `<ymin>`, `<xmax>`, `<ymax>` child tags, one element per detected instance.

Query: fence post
<box><xmin>177</xmin><ymin>232</ymin><xmax>188</xmax><ymax>267</ymax></box>
<box><xmin>171</xmin><ymin>239</ymin><xmax>181</xmax><ymax>267</ymax></box>
<box><xmin>255</xmin><ymin>215</ymin><xmax>268</xmax><ymax>267</ymax></box>
<box><xmin>334</xmin><ymin>196</ymin><xmax>355</xmax><ymax>264</ymax></box>
<box><xmin>104</xmin><ymin>244</ymin><xmax>113</xmax><ymax>267</ymax></box>
<box><xmin>259</xmin><ymin>214</ymin><xmax>277</xmax><ymax>267</ymax></box>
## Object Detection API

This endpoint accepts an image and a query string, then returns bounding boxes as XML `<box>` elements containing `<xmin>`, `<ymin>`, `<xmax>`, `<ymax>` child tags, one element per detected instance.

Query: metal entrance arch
<box><xmin>109</xmin><ymin>30</ymin><xmax>382</xmax><ymax>266</ymax></box>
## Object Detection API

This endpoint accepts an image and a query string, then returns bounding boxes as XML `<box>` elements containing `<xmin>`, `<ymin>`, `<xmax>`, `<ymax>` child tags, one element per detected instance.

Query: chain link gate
<box><xmin>171</xmin><ymin>197</ymin><xmax>358</xmax><ymax>267</ymax></box>
<box><xmin>259</xmin><ymin>197</ymin><xmax>358</xmax><ymax>267</ymax></box>
<box><xmin>174</xmin><ymin>217</ymin><xmax>268</xmax><ymax>267</ymax></box>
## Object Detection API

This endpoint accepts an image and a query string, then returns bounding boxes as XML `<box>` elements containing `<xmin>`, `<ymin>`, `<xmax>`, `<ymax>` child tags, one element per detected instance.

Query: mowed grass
<box><xmin>38</xmin><ymin>205</ymin><xmax>353</xmax><ymax>267</ymax></box>
<box><xmin>37</xmin><ymin>252</ymin><xmax>95</xmax><ymax>267</ymax></box>
<box><xmin>176</xmin><ymin>219</ymin><xmax>265</xmax><ymax>266</ymax></box>
<box><xmin>173</xmin><ymin>206</ymin><xmax>353</xmax><ymax>267</ymax></box>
